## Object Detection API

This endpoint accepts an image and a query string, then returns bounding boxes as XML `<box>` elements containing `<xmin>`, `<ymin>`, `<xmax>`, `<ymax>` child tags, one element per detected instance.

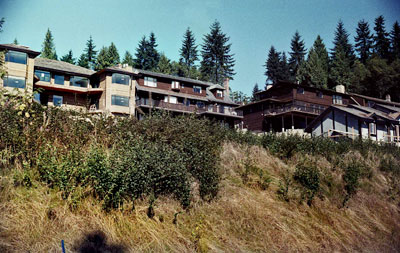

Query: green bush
<box><xmin>293</xmin><ymin>158</ymin><xmax>321</xmax><ymax>206</ymax></box>
<box><xmin>342</xmin><ymin>160</ymin><xmax>362</xmax><ymax>207</ymax></box>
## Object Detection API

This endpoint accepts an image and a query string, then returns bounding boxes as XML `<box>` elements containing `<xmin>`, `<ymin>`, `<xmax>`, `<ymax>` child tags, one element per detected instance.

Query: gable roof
<box><xmin>0</xmin><ymin>44</ymin><xmax>40</xmax><ymax>57</ymax></box>
<box><xmin>206</xmin><ymin>89</ymin><xmax>238</xmax><ymax>106</ymax></box>
<box><xmin>34</xmin><ymin>58</ymin><xmax>95</xmax><ymax>76</ymax></box>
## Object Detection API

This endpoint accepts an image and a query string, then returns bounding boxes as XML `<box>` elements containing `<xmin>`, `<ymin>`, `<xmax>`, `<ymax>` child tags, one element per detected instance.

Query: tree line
<box><xmin>39</xmin><ymin>21</ymin><xmax>235</xmax><ymax>85</ymax></box>
<box><xmin>262</xmin><ymin>15</ymin><xmax>400</xmax><ymax>101</ymax></box>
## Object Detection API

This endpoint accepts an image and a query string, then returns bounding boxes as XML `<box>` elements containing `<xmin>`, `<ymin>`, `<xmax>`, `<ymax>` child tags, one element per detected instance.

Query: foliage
<box><xmin>294</xmin><ymin>158</ymin><xmax>321</xmax><ymax>205</ymax></box>
<box><xmin>40</xmin><ymin>28</ymin><xmax>57</xmax><ymax>60</ymax></box>
<box><xmin>373</xmin><ymin>15</ymin><xmax>391</xmax><ymax>60</ymax></box>
<box><xmin>289</xmin><ymin>31</ymin><xmax>307</xmax><ymax>80</ymax></box>
<box><xmin>251</xmin><ymin>83</ymin><xmax>260</xmax><ymax>101</ymax></box>
<box><xmin>122</xmin><ymin>51</ymin><xmax>134</xmax><ymax>66</ymax></box>
<box><xmin>60</xmin><ymin>50</ymin><xmax>76</xmax><ymax>64</ymax></box>
<box><xmin>180</xmin><ymin>27</ymin><xmax>198</xmax><ymax>77</ymax></box>
<box><xmin>134</xmin><ymin>33</ymin><xmax>159</xmax><ymax>71</ymax></box>
<box><xmin>85</xmin><ymin>36</ymin><xmax>98</xmax><ymax>69</ymax></box>
<box><xmin>156</xmin><ymin>53</ymin><xmax>172</xmax><ymax>74</ymax></box>
<box><xmin>342</xmin><ymin>159</ymin><xmax>362</xmax><ymax>207</ymax></box>
<box><xmin>354</xmin><ymin>20</ymin><xmax>373</xmax><ymax>63</ymax></box>
<box><xmin>77</xmin><ymin>53</ymin><xmax>89</xmax><ymax>68</ymax></box>
<box><xmin>200</xmin><ymin>20</ymin><xmax>235</xmax><ymax>84</ymax></box>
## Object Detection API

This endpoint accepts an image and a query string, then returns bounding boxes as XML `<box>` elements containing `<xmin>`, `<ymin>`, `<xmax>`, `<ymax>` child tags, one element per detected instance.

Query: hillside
<box><xmin>0</xmin><ymin>92</ymin><xmax>400</xmax><ymax>252</ymax></box>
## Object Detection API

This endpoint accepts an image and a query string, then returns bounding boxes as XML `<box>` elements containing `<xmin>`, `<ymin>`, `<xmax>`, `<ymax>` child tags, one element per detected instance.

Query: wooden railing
<box><xmin>264</xmin><ymin>101</ymin><xmax>326</xmax><ymax>116</ymax></box>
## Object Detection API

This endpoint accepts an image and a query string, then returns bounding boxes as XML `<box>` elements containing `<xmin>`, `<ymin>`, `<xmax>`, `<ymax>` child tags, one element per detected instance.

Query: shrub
<box><xmin>342</xmin><ymin>159</ymin><xmax>362</xmax><ymax>207</ymax></box>
<box><xmin>294</xmin><ymin>158</ymin><xmax>321</xmax><ymax>206</ymax></box>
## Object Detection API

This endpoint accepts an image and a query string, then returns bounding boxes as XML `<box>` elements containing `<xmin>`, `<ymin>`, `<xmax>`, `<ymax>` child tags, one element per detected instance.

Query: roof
<box><xmin>349</xmin><ymin>92</ymin><xmax>400</xmax><ymax>107</ymax></box>
<box><xmin>208</xmin><ymin>84</ymin><xmax>225</xmax><ymax>90</ymax></box>
<box><xmin>206</xmin><ymin>89</ymin><xmax>238</xmax><ymax>106</ymax></box>
<box><xmin>0</xmin><ymin>44</ymin><xmax>40</xmax><ymax>57</ymax></box>
<box><xmin>34</xmin><ymin>58</ymin><xmax>95</xmax><ymax>76</ymax></box>
<box><xmin>135</xmin><ymin>83</ymin><xmax>208</xmax><ymax>102</ymax></box>
<box><xmin>349</xmin><ymin>104</ymin><xmax>394</xmax><ymax>121</ymax></box>
<box><xmin>374</xmin><ymin>103</ymin><xmax>400</xmax><ymax>113</ymax></box>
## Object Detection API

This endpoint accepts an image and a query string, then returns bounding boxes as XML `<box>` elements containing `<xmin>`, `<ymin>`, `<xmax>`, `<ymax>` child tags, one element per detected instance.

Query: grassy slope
<box><xmin>1</xmin><ymin>142</ymin><xmax>400</xmax><ymax>252</ymax></box>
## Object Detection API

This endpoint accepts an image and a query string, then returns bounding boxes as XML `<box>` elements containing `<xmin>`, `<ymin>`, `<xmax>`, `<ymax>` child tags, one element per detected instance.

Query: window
<box><xmin>297</xmin><ymin>87</ymin><xmax>304</xmax><ymax>94</ymax></box>
<box><xmin>369</xmin><ymin>123</ymin><xmax>376</xmax><ymax>135</ymax></box>
<box><xmin>5</xmin><ymin>50</ymin><xmax>27</xmax><ymax>64</ymax></box>
<box><xmin>333</xmin><ymin>95</ymin><xmax>342</xmax><ymax>104</ymax></box>
<box><xmin>3</xmin><ymin>76</ymin><xmax>26</xmax><ymax>88</ymax></box>
<box><xmin>70</xmin><ymin>76</ymin><xmax>88</xmax><ymax>88</ymax></box>
<box><xmin>193</xmin><ymin>85</ymin><xmax>202</xmax><ymax>94</ymax></box>
<box><xmin>317</xmin><ymin>91</ymin><xmax>323</xmax><ymax>98</ymax></box>
<box><xmin>216</xmin><ymin>90</ymin><xmax>223</xmax><ymax>98</ymax></box>
<box><xmin>144</xmin><ymin>76</ymin><xmax>157</xmax><ymax>87</ymax></box>
<box><xmin>112</xmin><ymin>73</ymin><xmax>130</xmax><ymax>85</ymax></box>
<box><xmin>171</xmin><ymin>81</ymin><xmax>180</xmax><ymax>89</ymax></box>
<box><xmin>53</xmin><ymin>95</ymin><xmax>63</xmax><ymax>107</ymax></box>
<box><xmin>219</xmin><ymin>105</ymin><xmax>225</xmax><ymax>113</ymax></box>
<box><xmin>196</xmin><ymin>102</ymin><xmax>205</xmax><ymax>108</ymax></box>
<box><xmin>111</xmin><ymin>95</ymin><xmax>129</xmax><ymax>107</ymax></box>
<box><xmin>169</xmin><ymin>96</ymin><xmax>177</xmax><ymax>104</ymax></box>
<box><xmin>54</xmin><ymin>75</ymin><xmax>64</xmax><ymax>85</ymax></box>
<box><xmin>35</xmin><ymin>70</ymin><xmax>51</xmax><ymax>82</ymax></box>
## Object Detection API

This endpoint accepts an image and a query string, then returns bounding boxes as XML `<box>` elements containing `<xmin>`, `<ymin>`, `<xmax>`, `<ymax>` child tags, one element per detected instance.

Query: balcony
<box><xmin>264</xmin><ymin>101</ymin><xmax>326</xmax><ymax>116</ymax></box>
<box><xmin>205</xmin><ymin>104</ymin><xmax>243</xmax><ymax>117</ymax></box>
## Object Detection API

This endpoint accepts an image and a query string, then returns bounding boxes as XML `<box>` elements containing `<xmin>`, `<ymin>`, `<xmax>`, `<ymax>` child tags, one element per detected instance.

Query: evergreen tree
<box><xmin>122</xmin><ymin>51</ymin><xmax>134</xmax><ymax>66</ymax></box>
<box><xmin>251</xmin><ymin>83</ymin><xmax>260</xmax><ymax>101</ymax></box>
<box><xmin>60</xmin><ymin>50</ymin><xmax>76</xmax><ymax>64</ymax></box>
<box><xmin>13</xmin><ymin>38</ymin><xmax>18</xmax><ymax>45</ymax></box>
<box><xmin>329</xmin><ymin>45</ymin><xmax>354</xmax><ymax>90</ymax></box>
<box><xmin>331</xmin><ymin>20</ymin><xmax>355</xmax><ymax>61</ymax></box>
<box><xmin>0</xmin><ymin>18</ymin><xmax>4</xmax><ymax>33</ymax></box>
<box><xmin>170</xmin><ymin>61</ymin><xmax>186</xmax><ymax>77</ymax></box>
<box><xmin>279</xmin><ymin>52</ymin><xmax>291</xmax><ymax>81</ymax></box>
<box><xmin>147</xmin><ymin>32</ymin><xmax>160</xmax><ymax>71</ymax></box>
<box><xmin>373</xmin><ymin>15</ymin><xmax>390</xmax><ymax>59</ymax></box>
<box><xmin>179</xmin><ymin>27</ymin><xmax>198</xmax><ymax>76</ymax></box>
<box><xmin>298</xmin><ymin>36</ymin><xmax>329</xmax><ymax>89</ymax></box>
<box><xmin>95</xmin><ymin>46</ymin><xmax>110</xmax><ymax>71</ymax></box>
<box><xmin>156</xmin><ymin>53</ymin><xmax>172</xmax><ymax>74</ymax></box>
<box><xmin>200</xmin><ymin>21</ymin><xmax>235</xmax><ymax>84</ymax></box>
<box><xmin>390</xmin><ymin>21</ymin><xmax>400</xmax><ymax>60</ymax></box>
<box><xmin>288</xmin><ymin>31</ymin><xmax>307</xmax><ymax>80</ymax></box>
<box><xmin>41</xmin><ymin>28</ymin><xmax>57</xmax><ymax>60</ymax></box>
<box><xmin>133</xmin><ymin>36</ymin><xmax>150</xmax><ymax>70</ymax></box>
<box><xmin>264</xmin><ymin>46</ymin><xmax>281</xmax><ymax>86</ymax></box>
<box><xmin>77</xmin><ymin>53</ymin><xmax>89</xmax><ymax>68</ymax></box>
<box><xmin>0</xmin><ymin>18</ymin><xmax>5</xmax><ymax>78</ymax></box>
<box><xmin>84</xmin><ymin>36</ymin><xmax>97</xmax><ymax>69</ymax></box>
<box><xmin>107</xmin><ymin>42</ymin><xmax>120</xmax><ymax>66</ymax></box>
<box><xmin>354</xmin><ymin>20</ymin><xmax>373</xmax><ymax>63</ymax></box>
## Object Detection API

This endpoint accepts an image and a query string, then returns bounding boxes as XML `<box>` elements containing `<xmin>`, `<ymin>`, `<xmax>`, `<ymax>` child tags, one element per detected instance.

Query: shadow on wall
<box><xmin>73</xmin><ymin>230</ymin><xmax>125</xmax><ymax>253</ymax></box>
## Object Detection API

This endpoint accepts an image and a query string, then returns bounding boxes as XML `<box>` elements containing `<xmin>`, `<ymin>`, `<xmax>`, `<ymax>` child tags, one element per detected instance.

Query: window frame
<box><xmin>369</xmin><ymin>122</ymin><xmax>377</xmax><ymax>136</ymax></box>
<box><xmin>54</xmin><ymin>74</ymin><xmax>64</xmax><ymax>85</ymax></box>
<box><xmin>111</xmin><ymin>95</ymin><xmax>130</xmax><ymax>107</ymax></box>
<box><xmin>317</xmin><ymin>91</ymin><xmax>323</xmax><ymax>98</ymax></box>
<box><xmin>171</xmin><ymin>81</ymin><xmax>180</xmax><ymax>89</ymax></box>
<box><xmin>5</xmin><ymin>50</ymin><xmax>27</xmax><ymax>65</ymax></box>
<box><xmin>193</xmin><ymin>85</ymin><xmax>202</xmax><ymax>94</ymax></box>
<box><xmin>112</xmin><ymin>73</ymin><xmax>130</xmax><ymax>85</ymax></box>
<box><xmin>144</xmin><ymin>76</ymin><xmax>157</xmax><ymax>87</ymax></box>
<box><xmin>35</xmin><ymin>70</ymin><xmax>51</xmax><ymax>82</ymax></box>
<box><xmin>70</xmin><ymin>76</ymin><xmax>89</xmax><ymax>88</ymax></box>
<box><xmin>216</xmin><ymin>90</ymin><xmax>223</xmax><ymax>98</ymax></box>
<box><xmin>53</xmin><ymin>95</ymin><xmax>63</xmax><ymax>107</ymax></box>
<box><xmin>333</xmin><ymin>95</ymin><xmax>343</xmax><ymax>105</ymax></box>
<box><xmin>2</xmin><ymin>75</ymin><xmax>26</xmax><ymax>89</ymax></box>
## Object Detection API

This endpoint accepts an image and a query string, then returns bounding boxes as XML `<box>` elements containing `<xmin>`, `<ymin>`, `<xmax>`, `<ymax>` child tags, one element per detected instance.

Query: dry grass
<box><xmin>1</xmin><ymin>142</ymin><xmax>400</xmax><ymax>252</ymax></box>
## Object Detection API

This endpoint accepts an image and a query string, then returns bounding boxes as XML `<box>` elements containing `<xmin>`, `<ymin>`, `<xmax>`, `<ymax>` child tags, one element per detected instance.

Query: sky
<box><xmin>0</xmin><ymin>0</ymin><xmax>399</xmax><ymax>95</ymax></box>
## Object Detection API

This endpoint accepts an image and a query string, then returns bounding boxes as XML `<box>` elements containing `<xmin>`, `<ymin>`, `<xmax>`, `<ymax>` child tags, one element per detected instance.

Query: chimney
<box><xmin>266</xmin><ymin>84</ymin><xmax>273</xmax><ymax>90</ymax></box>
<box><xmin>335</xmin><ymin>85</ymin><xmax>345</xmax><ymax>94</ymax></box>
<box><xmin>386</xmin><ymin>94</ymin><xmax>391</xmax><ymax>102</ymax></box>
<box><xmin>223</xmin><ymin>78</ymin><xmax>230</xmax><ymax>96</ymax></box>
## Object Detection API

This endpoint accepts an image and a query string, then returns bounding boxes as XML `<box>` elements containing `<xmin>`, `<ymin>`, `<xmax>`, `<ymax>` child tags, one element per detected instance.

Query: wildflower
<box><xmin>25</xmin><ymin>112</ymin><xmax>30</xmax><ymax>118</ymax></box>
<box><xmin>19</xmin><ymin>104</ymin><xmax>26</xmax><ymax>111</ymax></box>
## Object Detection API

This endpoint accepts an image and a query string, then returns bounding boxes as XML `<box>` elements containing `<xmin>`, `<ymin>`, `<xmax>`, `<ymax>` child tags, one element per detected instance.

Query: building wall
<box><xmin>242</xmin><ymin>111</ymin><xmax>264</xmax><ymax>131</ymax></box>
<box><xmin>321</xmin><ymin>111</ymin><xmax>333</xmax><ymax>133</ymax></box>
<box><xmin>105</xmin><ymin>73</ymin><xmax>135</xmax><ymax>115</ymax></box>
<box><xmin>0</xmin><ymin>55</ymin><xmax>35</xmax><ymax>94</ymax></box>
<box><xmin>347</xmin><ymin>114</ymin><xmax>359</xmax><ymax>135</ymax></box>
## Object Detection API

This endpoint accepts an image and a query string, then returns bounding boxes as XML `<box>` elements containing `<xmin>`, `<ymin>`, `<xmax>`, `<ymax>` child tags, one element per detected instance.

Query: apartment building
<box><xmin>0</xmin><ymin>43</ymin><xmax>242</xmax><ymax>126</ymax></box>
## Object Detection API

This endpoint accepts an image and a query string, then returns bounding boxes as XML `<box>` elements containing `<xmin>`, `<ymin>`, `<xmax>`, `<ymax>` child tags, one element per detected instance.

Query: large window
<box><xmin>144</xmin><ymin>76</ymin><xmax>157</xmax><ymax>87</ymax></box>
<box><xmin>5</xmin><ymin>50</ymin><xmax>27</xmax><ymax>64</ymax></box>
<box><xmin>54</xmin><ymin>74</ymin><xmax>64</xmax><ymax>85</ymax></box>
<box><xmin>171</xmin><ymin>81</ymin><xmax>180</xmax><ymax>89</ymax></box>
<box><xmin>216</xmin><ymin>90</ymin><xmax>223</xmax><ymax>98</ymax></box>
<box><xmin>70</xmin><ymin>76</ymin><xmax>88</xmax><ymax>88</ymax></box>
<box><xmin>111</xmin><ymin>95</ymin><xmax>129</xmax><ymax>107</ymax></box>
<box><xmin>3</xmin><ymin>76</ymin><xmax>26</xmax><ymax>88</ymax></box>
<box><xmin>53</xmin><ymin>95</ymin><xmax>63</xmax><ymax>107</ymax></box>
<box><xmin>112</xmin><ymin>73</ymin><xmax>130</xmax><ymax>85</ymax></box>
<box><xmin>369</xmin><ymin>123</ymin><xmax>376</xmax><ymax>135</ymax></box>
<box><xmin>35</xmin><ymin>70</ymin><xmax>51</xmax><ymax>82</ymax></box>
<box><xmin>333</xmin><ymin>95</ymin><xmax>342</xmax><ymax>105</ymax></box>
<box><xmin>193</xmin><ymin>85</ymin><xmax>202</xmax><ymax>94</ymax></box>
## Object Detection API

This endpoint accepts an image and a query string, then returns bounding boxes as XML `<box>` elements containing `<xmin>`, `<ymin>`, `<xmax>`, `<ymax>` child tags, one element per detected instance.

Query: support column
<box><xmin>291</xmin><ymin>113</ymin><xmax>294</xmax><ymax>130</ymax></box>
<box><xmin>281</xmin><ymin>116</ymin><xmax>285</xmax><ymax>133</ymax></box>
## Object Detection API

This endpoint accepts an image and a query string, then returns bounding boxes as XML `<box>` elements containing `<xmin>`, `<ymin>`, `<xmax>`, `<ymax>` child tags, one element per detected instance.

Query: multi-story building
<box><xmin>0</xmin><ymin>44</ymin><xmax>242</xmax><ymax>127</ymax></box>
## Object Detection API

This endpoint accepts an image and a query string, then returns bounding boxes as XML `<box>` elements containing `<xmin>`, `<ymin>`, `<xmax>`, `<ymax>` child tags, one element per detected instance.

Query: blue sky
<box><xmin>0</xmin><ymin>0</ymin><xmax>399</xmax><ymax>95</ymax></box>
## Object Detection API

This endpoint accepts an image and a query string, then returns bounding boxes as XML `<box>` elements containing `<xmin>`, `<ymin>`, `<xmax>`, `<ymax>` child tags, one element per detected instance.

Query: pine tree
<box><xmin>147</xmin><ymin>32</ymin><xmax>160</xmax><ymax>71</ymax></box>
<box><xmin>84</xmin><ymin>36</ymin><xmax>97</xmax><ymax>69</ymax></box>
<box><xmin>41</xmin><ymin>28</ymin><xmax>57</xmax><ymax>60</ymax></box>
<box><xmin>157</xmin><ymin>54</ymin><xmax>172</xmax><ymax>74</ymax></box>
<box><xmin>0</xmin><ymin>18</ymin><xmax>4</xmax><ymax>33</ymax></box>
<box><xmin>77</xmin><ymin>53</ymin><xmax>89</xmax><ymax>68</ymax></box>
<box><xmin>107</xmin><ymin>42</ymin><xmax>120</xmax><ymax>66</ymax></box>
<box><xmin>279</xmin><ymin>52</ymin><xmax>291</xmax><ymax>81</ymax></box>
<box><xmin>354</xmin><ymin>20</ymin><xmax>373</xmax><ymax>63</ymax></box>
<box><xmin>390</xmin><ymin>21</ymin><xmax>400</xmax><ymax>60</ymax></box>
<box><xmin>134</xmin><ymin>36</ymin><xmax>150</xmax><ymax>70</ymax></box>
<box><xmin>251</xmin><ymin>83</ymin><xmax>260</xmax><ymax>101</ymax></box>
<box><xmin>171</xmin><ymin>61</ymin><xmax>186</xmax><ymax>77</ymax></box>
<box><xmin>373</xmin><ymin>15</ymin><xmax>390</xmax><ymax>59</ymax></box>
<box><xmin>122</xmin><ymin>51</ymin><xmax>134</xmax><ymax>66</ymax></box>
<box><xmin>180</xmin><ymin>27</ymin><xmax>198</xmax><ymax>76</ymax></box>
<box><xmin>200</xmin><ymin>21</ymin><xmax>235</xmax><ymax>84</ymax></box>
<box><xmin>264</xmin><ymin>46</ymin><xmax>281</xmax><ymax>86</ymax></box>
<box><xmin>298</xmin><ymin>36</ymin><xmax>329</xmax><ymax>89</ymax></box>
<box><xmin>13</xmin><ymin>38</ymin><xmax>18</xmax><ymax>45</ymax></box>
<box><xmin>330</xmin><ymin>45</ymin><xmax>353</xmax><ymax>90</ymax></box>
<box><xmin>60</xmin><ymin>50</ymin><xmax>76</xmax><ymax>64</ymax></box>
<box><xmin>331</xmin><ymin>20</ymin><xmax>355</xmax><ymax>61</ymax></box>
<box><xmin>95</xmin><ymin>46</ymin><xmax>110</xmax><ymax>71</ymax></box>
<box><xmin>289</xmin><ymin>31</ymin><xmax>307</xmax><ymax>80</ymax></box>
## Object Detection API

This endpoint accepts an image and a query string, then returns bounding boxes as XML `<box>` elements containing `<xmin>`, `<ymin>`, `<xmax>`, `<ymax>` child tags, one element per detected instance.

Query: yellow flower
<box><xmin>17</xmin><ymin>111</ymin><xmax>22</xmax><ymax>116</ymax></box>
<box><xmin>25</xmin><ymin>112</ymin><xmax>30</xmax><ymax>118</ymax></box>
<box><xmin>19</xmin><ymin>104</ymin><xmax>26</xmax><ymax>111</ymax></box>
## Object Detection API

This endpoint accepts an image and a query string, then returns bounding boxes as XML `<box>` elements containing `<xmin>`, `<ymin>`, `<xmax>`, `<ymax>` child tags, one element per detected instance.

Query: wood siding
<box><xmin>137</xmin><ymin>77</ymin><xmax>207</xmax><ymax>97</ymax></box>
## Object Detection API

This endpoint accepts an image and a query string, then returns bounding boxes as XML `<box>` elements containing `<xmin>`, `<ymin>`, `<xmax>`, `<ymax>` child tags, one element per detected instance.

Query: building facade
<box><xmin>0</xmin><ymin>44</ymin><xmax>242</xmax><ymax>126</ymax></box>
